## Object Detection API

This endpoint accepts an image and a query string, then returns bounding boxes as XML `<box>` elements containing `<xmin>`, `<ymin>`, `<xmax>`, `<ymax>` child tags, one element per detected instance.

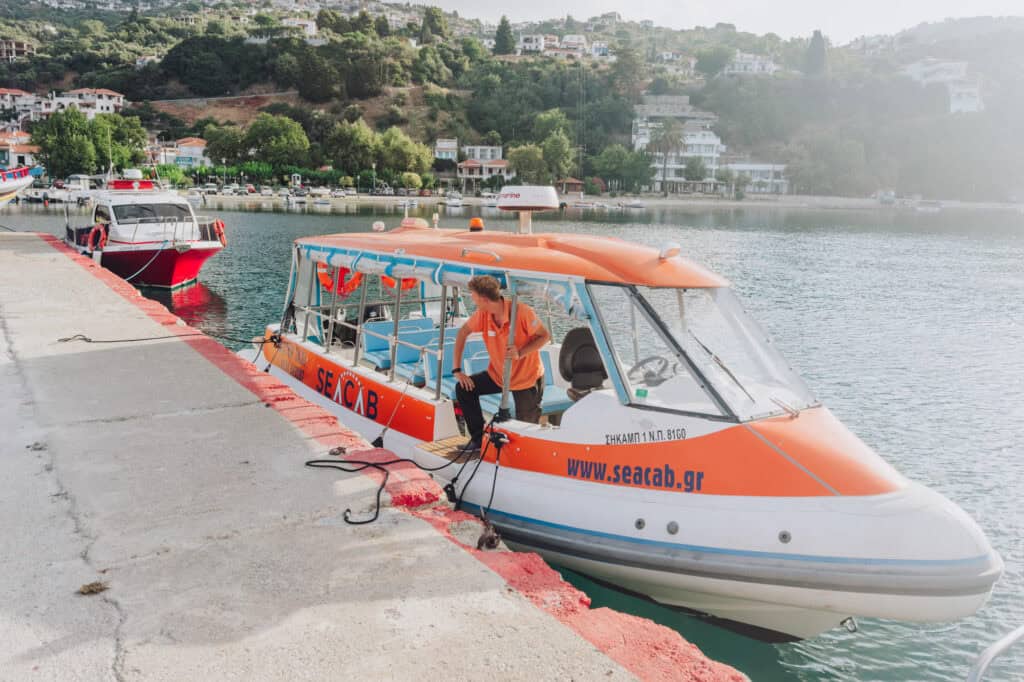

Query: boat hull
<box><xmin>243</xmin><ymin>336</ymin><xmax>1002</xmax><ymax>640</ymax></box>
<box><xmin>99</xmin><ymin>244</ymin><xmax>222</xmax><ymax>288</ymax></box>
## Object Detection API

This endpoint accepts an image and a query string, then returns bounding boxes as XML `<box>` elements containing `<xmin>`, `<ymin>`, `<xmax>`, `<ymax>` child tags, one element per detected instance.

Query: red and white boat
<box><xmin>64</xmin><ymin>172</ymin><xmax>226</xmax><ymax>288</ymax></box>
<box><xmin>0</xmin><ymin>166</ymin><xmax>34</xmax><ymax>207</ymax></box>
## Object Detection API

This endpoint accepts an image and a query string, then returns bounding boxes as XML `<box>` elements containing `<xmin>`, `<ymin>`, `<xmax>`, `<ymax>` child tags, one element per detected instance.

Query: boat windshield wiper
<box><xmin>687</xmin><ymin>331</ymin><xmax>756</xmax><ymax>404</ymax></box>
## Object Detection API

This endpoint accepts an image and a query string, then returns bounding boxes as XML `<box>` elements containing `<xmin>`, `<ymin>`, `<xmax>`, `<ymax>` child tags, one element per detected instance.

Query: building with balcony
<box><xmin>0</xmin><ymin>39</ymin><xmax>36</xmax><ymax>63</ymax></box>
<box><xmin>456</xmin><ymin>159</ymin><xmax>514</xmax><ymax>191</ymax></box>
<box><xmin>433</xmin><ymin>138</ymin><xmax>458</xmax><ymax>161</ymax></box>
<box><xmin>722</xmin><ymin>162</ymin><xmax>788</xmax><ymax>194</ymax></box>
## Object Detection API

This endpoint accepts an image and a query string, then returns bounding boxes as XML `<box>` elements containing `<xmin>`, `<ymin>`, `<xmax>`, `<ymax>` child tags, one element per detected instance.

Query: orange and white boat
<box><xmin>243</xmin><ymin>186</ymin><xmax>1002</xmax><ymax>641</ymax></box>
<box><xmin>64</xmin><ymin>170</ymin><xmax>226</xmax><ymax>289</ymax></box>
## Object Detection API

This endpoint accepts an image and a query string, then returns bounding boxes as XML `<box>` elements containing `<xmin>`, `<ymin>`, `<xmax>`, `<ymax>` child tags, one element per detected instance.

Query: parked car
<box><xmin>293</xmin><ymin>187</ymin><xmax>309</xmax><ymax>197</ymax></box>
<box><xmin>277</xmin><ymin>188</ymin><xmax>290</xmax><ymax>198</ymax></box>
<box><xmin>260</xmin><ymin>186</ymin><xmax>274</xmax><ymax>197</ymax></box>
<box><xmin>220</xmin><ymin>186</ymin><xmax>235</xmax><ymax>196</ymax></box>
<box><xmin>246</xmin><ymin>184</ymin><xmax>256</xmax><ymax>194</ymax></box>
<box><xmin>418</xmin><ymin>189</ymin><xmax>433</xmax><ymax>197</ymax></box>
<box><xmin>202</xmin><ymin>183</ymin><xmax>219</xmax><ymax>194</ymax></box>
<box><xmin>344</xmin><ymin>188</ymin><xmax>357</xmax><ymax>196</ymax></box>
<box><xmin>330</xmin><ymin>188</ymin><xmax>346</xmax><ymax>198</ymax></box>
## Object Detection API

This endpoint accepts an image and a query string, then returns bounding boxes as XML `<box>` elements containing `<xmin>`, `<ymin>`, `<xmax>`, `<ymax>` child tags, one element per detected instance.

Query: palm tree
<box><xmin>648</xmin><ymin>120</ymin><xmax>684</xmax><ymax>197</ymax></box>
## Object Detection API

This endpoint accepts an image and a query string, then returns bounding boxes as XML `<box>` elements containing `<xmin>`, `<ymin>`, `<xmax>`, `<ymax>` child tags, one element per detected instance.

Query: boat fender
<box><xmin>86</xmin><ymin>223</ymin><xmax>107</xmax><ymax>252</ymax></box>
<box><xmin>317</xmin><ymin>262</ymin><xmax>363</xmax><ymax>297</ymax></box>
<box><xmin>213</xmin><ymin>219</ymin><xmax>228</xmax><ymax>247</ymax></box>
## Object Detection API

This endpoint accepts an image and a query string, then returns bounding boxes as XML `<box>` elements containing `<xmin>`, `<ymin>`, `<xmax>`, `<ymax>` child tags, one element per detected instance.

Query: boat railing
<box><xmin>966</xmin><ymin>623</ymin><xmax>1024</xmax><ymax>682</ymax></box>
<box><xmin>118</xmin><ymin>216</ymin><xmax>215</xmax><ymax>244</ymax></box>
<box><xmin>300</xmin><ymin>295</ymin><xmax>453</xmax><ymax>400</ymax></box>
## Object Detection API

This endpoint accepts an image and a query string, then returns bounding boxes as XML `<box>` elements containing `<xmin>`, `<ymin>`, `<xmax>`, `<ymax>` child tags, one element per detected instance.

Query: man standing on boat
<box><xmin>453</xmin><ymin>275</ymin><xmax>550</xmax><ymax>452</ymax></box>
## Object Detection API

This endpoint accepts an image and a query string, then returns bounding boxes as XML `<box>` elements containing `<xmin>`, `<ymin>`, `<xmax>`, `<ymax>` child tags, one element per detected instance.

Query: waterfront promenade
<box><xmin>0</xmin><ymin>232</ymin><xmax>744</xmax><ymax>681</ymax></box>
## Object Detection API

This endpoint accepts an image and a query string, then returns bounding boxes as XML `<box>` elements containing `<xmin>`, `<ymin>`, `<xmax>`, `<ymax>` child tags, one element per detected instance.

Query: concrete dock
<box><xmin>0</xmin><ymin>232</ymin><xmax>746</xmax><ymax>681</ymax></box>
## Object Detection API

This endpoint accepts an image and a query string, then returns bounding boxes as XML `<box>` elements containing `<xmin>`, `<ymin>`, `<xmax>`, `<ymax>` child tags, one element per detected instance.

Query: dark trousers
<box><xmin>455</xmin><ymin>371</ymin><xmax>544</xmax><ymax>442</ymax></box>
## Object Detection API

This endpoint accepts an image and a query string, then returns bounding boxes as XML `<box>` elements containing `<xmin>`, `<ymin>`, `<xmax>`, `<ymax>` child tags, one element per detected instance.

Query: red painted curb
<box><xmin>40</xmin><ymin>233</ymin><xmax>746</xmax><ymax>682</ymax></box>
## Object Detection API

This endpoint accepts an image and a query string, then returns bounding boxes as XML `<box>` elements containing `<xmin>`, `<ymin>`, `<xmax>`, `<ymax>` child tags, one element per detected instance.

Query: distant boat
<box><xmin>620</xmin><ymin>200</ymin><xmax>645</xmax><ymax>209</ymax></box>
<box><xmin>481</xmin><ymin>192</ymin><xmax>499</xmax><ymax>207</ymax></box>
<box><xmin>3</xmin><ymin>167</ymin><xmax>43</xmax><ymax>205</ymax></box>
<box><xmin>442</xmin><ymin>191</ymin><xmax>463</xmax><ymax>207</ymax></box>
<box><xmin>915</xmin><ymin>200</ymin><xmax>942</xmax><ymax>213</ymax></box>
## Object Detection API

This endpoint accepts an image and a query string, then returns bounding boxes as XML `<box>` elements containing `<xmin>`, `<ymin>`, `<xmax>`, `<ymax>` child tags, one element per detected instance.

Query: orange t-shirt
<box><xmin>465</xmin><ymin>299</ymin><xmax>545</xmax><ymax>390</ymax></box>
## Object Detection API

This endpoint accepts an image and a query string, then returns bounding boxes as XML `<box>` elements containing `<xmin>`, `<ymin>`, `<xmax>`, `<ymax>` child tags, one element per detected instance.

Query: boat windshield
<box><xmin>113</xmin><ymin>203</ymin><xmax>192</xmax><ymax>224</ymax></box>
<box><xmin>589</xmin><ymin>284</ymin><xmax>817</xmax><ymax>421</ymax></box>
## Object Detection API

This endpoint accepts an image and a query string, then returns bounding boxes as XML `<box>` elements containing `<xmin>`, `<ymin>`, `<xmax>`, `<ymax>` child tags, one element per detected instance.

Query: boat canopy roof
<box><xmin>295</xmin><ymin>222</ymin><xmax>727</xmax><ymax>289</ymax></box>
<box><xmin>94</xmin><ymin>189</ymin><xmax>191</xmax><ymax>207</ymax></box>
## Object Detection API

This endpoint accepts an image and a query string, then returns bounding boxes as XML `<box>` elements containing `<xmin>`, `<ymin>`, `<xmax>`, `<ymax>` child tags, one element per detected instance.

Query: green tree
<box><xmin>377</xmin><ymin>127</ymin><xmax>432</xmax><ymax>174</ymax></box>
<box><xmin>610</xmin><ymin>43</ymin><xmax>644</xmax><ymax>101</ymax></box>
<box><xmin>648</xmin><ymin>120</ymin><xmax>683</xmax><ymax>196</ymax></box>
<box><xmin>482</xmin><ymin>130</ymin><xmax>502</xmax><ymax>146</ymax></box>
<box><xmin>508</xmin><ymin>144</ymin><xmax>548</xmax><ymax>184</ymax></box>
<box><xmin>683</xmin><ymin>156</ymin><xmax>707</xmax><ymax>182</ymax></box>
<box><xmin>541</xmin><ymin>129</ymin><xmax>573</xmax><ymax>180</ymax></box>
<box><xmin>400</xmin><ymin>171</ymin><xmax>422</xmax><ymax>189</ymax></box>
<box><xmin>297</xmin><ymin>50</ymin><xmax>341</xmax><ymax>102</ymax></box>
<box><xmin>203</xmin><ymin>124</ymin><xmax>246</xmax><ymax>165</ymax></box>
<box><xmin>374</xmin><ymin>15</ymin><xmax>391</xmax><ymax>37</ymax></box>
<box><xmin>31</xmin><ymin>108</ymin><xmax>97</xmax><ymax>178</ymax></box>
<box><xmin>419</xmin><ymin>7</ymin><xmax>449</xmax><ymax>44</ymax></box>
<box><xmin>804</xmin><ymin>30</ymin><xmax>828</xmax><ymax>78</ymax></box>
<box><xmin>412</xmin><ymin>45</ymin><xmax>452</xmax><ymax>85</ymax></box>
<box><xmin>533</xmin><ymin>108</ymin><xmax>570</xmax><ymax>142</ymax></box>
<box><xmin>326</xmin><ymin>119</ymin><xmax>378</xmax><ymax>172</ymax></box>
<box><xmin>90</xmin><ymin>114</ymin><xmax>146</xmax><ymax>172</ymax></box>
<box><xmin>493</xmin><ymin>16</ymin><xmax>515</xmax><ymax>55</ymax></box>
<box><xmin>244</xmin><ymin>113</ymin><xmax>310</xmax><ymax>168</ymax></box>
<box><xmin>696</xmin><ymin>46</ymin><xmax>734</xmax><ymax>78</ymax></box>
<box><xmin>593</xmin><ymin>143</ymin><xmax>629</xmax><ymax>188</ymax></box>
<box><xmin>461</xmin><ymin>37</ymin><xmax>487</xmax><ymax>62</ymax></box>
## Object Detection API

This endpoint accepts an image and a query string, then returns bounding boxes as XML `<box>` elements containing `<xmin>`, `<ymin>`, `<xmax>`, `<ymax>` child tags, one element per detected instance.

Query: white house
<box><xmin>434</xmin><ymin>138</ymin><xmax>458</xmax><ymax>161</ymax></box>
<box><xmin>903</xmin><ymin>58</ymin><xmax>968</xmax><ymax>86</ymax></box>
<box><xmin>637</xmin><ymin>125</ymin><xmax>726</xmax><ymax>193</ymax></box>
<box><xmin>174</xmin><ymin>137</ymin><xmax>211</xmax><ymax>168</ymax></box>
<box><xmin>722</xmin><ymin>162</ymin><xmax>788</xmax><ymax>194</ymax></box>
<box><xmin>561</xmin><ymin>34</ymin><xmax>587</xmax><ymax>52</ymax></box>
<box><xmin>282</xmin><ymin>17</ymin><xmax>318</xmax><ymax>38</ymax></box>
<box><xmin>461</xmin><ymin>145</ymin><xmax>502</xmax><ymax>162</ymax></box>
<box><xmin>457</xmin><ymin>158</ymin><xmax>514</xmax><ymax>190</ymax></box>
<box><xmin>591</xmin><ymin>41</ymin><xmax>609</xmax><ymax>58</ymax></box>
<box><xmin>631</xmin><ymin>95</ymin><xmax>717</xmax><ymax>151</ymax></box>
<box><xmin>517</xmin><ymin>34</ymin><xmax>544</xmax><ymax>53</ymax></box>
<box><xmin>65</xmin><ymin>88</ymin><xmax>125</xmax><ymax>114</ymax></box>
<box><xmin>948</xmin><ymin>82</ymin><xmax>984</xmax><ymax>114</ymax></box>
<box><xmin>724</xmin><ymin>51</ymin><xmax>779</xmax><ymax>76</ymax></box>
<box><xmin>903</xmin><ymin>59</ymin><xmax>983</xmax><ymax>113</ymax></box>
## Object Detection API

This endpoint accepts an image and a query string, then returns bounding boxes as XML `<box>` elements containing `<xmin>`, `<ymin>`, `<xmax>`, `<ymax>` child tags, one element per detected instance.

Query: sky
<box><xmin>432</xmin><ymin>0</ymin><xmax>1024</xmax><ymax>44</ymax></box>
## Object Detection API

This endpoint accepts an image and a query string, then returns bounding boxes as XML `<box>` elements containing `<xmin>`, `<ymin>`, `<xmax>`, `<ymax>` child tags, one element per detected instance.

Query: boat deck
<box><xmin>416</xmin><ymin>435</ymin><xmax>481</xmax><ymax>462</ymax></box>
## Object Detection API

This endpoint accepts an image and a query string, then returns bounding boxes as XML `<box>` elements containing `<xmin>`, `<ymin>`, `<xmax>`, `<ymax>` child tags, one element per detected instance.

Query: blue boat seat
<box><xmin>391</xmin><ymin>329</ymin><xmax>441</xmax><ymax>385</ymax></box>
<box><xmin>470</xmin><ymin>349</ymin><xmax>573</xmax><ymax>417</ymax></box>
<box><xmin>423</xmin><ymin>339</ymin><xmax>487</xmax><ymax>398</ymax></box>
<box><xmin>361</xmin><ymin>318</ymin><xmax>433</xmax><ymax>369</ymax></box>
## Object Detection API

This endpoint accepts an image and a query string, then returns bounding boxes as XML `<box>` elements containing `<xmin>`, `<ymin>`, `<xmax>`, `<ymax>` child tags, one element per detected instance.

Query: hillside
<box><xmin>3</xmin><ymin>7</ymin><xmax>1024</xmax><ymax>200</ymax></box>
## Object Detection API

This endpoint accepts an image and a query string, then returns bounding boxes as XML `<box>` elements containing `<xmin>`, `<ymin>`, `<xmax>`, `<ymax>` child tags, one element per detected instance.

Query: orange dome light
<box><xmin>469</xmin><ymin>217</ymin><xmax>485</xmax><ymax>232</ymax></box>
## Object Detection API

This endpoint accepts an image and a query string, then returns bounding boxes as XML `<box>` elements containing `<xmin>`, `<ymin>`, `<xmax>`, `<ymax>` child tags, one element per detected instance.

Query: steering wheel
<box><xmin>627</xmin><ymin>355</ymin><xmax>671</xmax><ymax>386</ymax></box>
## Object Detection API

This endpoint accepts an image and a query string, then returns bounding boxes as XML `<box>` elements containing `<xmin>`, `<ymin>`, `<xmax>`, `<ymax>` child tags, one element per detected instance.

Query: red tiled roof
<box><xmin>457</xmin><ymin>159</ymin><xmax>482</xmax><ymax>167</ymax></box>
<box><xmin>67</xmin><ymin>88</ymin><xmax>124</xmax><ymax>97</ymax></box>
<box><xmin>0</xmin><ymin>87</ymin><xmax>31</xmax><ymax>96</ymax></box>
<box><xmin>483</xmin><ymin>159</ymin><xmax>509</xmax><ymax>167</ymax></box>
<box><xmin>176</xmin><ymin>137</ymin><xmax>207</xmax><ymax>147</ymax></box>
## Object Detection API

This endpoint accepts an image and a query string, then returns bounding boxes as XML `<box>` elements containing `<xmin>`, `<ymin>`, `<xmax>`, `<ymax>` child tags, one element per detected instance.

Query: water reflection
<box><xmin>146</xmin><ymin>282</ymin><xmax>227</xmax><ymax>331</ymax></box>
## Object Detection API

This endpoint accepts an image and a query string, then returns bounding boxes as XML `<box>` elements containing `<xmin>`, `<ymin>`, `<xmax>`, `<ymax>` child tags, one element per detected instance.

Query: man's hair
<box><xmin>468</xmin><ymin>275</ymin><xmax>501</xmax><ymax>301</ymax></box>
